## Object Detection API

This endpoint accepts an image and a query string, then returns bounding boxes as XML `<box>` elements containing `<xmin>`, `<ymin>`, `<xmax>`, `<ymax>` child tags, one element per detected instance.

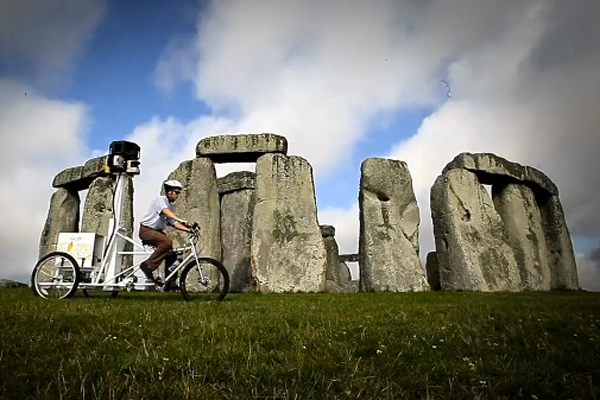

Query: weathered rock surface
<box><xmin>539</xmin><ymin>195</ymin><xmax>579</xmax><ymax>290</ymax></box>
<box><xmin>443</xmin><ymin>152</ymin><xmax>558</xmax><ymax>196</ymax></box>
<box><xmin>221</xmin><ymin>186</ymin><xmax>256</xmax><ymax>292</ymax></box>
<box><xmin>359</xmin><ymin>157</ymin><xmax>429</xmax><ymax>292</ymax></box>
<box><xmin>217</xmin><ymin>171</ymin><xmax>255</xmax><ymax>195</ymax></box>
<box><xmin>81</xmin><ymin>176</ymin><xmax>133</xmax><ymax>238</ymax></box>
<box><xmin>431</xmin><ymin>169</ymin><xmax>521</xmax><ymax>291</ymax></box>
<box><xmin>426</xmin><ymin>252</ymin><xmax>441</xmax><ymax>291</ymax></box>
<box><xmin>251</xmin><ymin>154</ymin><xmax>327</xmax><ymax>292</ymax></box>
<box><xmin>196</xmin><ymin>134</ymin><xmax>288</xmax><ymax>163</ymax></box>
<box><xmin>52</xmin><ymin>155</ymin><xmax>109</xmax><ymax>190</ymax></box>
<box><xmin>39</xmin><ymin>188</ymin><xmax>80</xmax><ymax>259</ymax></box>
<box><xmin>52</xmin><ymin>166</ymin><xmax>83</xmax><ymax>188</ymax></box>
<box><xmin>493</xmin><ymin>183</ymin><xmax>551</xmax><ymax>290</ymax></box>
<box><xmin>166</xmin><ymin>158</ymin><xmax>221</xmax><ymax>260</ymax></box>
<box><xmin>338</xmin><ymin>262</ymin><xmax>352</xmax><ymax>286</ymax></box>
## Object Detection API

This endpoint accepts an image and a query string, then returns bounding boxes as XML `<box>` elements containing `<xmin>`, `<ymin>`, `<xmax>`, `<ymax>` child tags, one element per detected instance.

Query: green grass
<box><xmin>0</xmin><ymin>289</ymin><xmax>599</xmax><ymax>399</ymax></box>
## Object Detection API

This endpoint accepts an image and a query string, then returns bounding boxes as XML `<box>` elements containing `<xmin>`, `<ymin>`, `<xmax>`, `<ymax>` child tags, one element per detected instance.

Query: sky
<box><xmin>1</xmin><ymin>0</ymin><xmax>599</xmax><ymax>291</ymax></box>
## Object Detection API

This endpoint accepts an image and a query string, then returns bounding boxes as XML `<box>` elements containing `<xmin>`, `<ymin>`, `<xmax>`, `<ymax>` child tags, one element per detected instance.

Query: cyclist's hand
<box><xmin>189</xmin><ymin>222</ymin><xmax>200</xmax><ymax>234</ymax></box>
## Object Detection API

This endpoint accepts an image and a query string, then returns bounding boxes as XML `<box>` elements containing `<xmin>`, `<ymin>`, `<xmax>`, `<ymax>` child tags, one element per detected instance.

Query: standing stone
<box><xmin>39</xmin><ymin>188</ymin><xmax>80</xmax><ymax>259</ymax></box>
<box><xmin>359</xmin><ymin>157</ymin><xmax>429</xmax><ymax>292</ymax></box>
<box><xmin>251</xmin><ymin>154</ymin><xmax>327</xmax><ymax>292</ymax></box>
<box><xmin>166</xmin><ymin>158</ymin><xmax>221</xmax><ymax>260</ymax></box>
<box><xmin>493</xmin><ymin>183</ymin><xmax>551</xmax><ymax>290</ymax></box>
<box><xmin>337</xmin><ymin>262</ymin><xmax>352</xmax><ymax>286</ymax></box>
<box><xmin>430</xmin><ymin>169</ymin><xmax>521</xmax><ymax>291</ymax></box>
<box><xmin>81</xmin><ymin>176</ymin><xmax>134</xmax><ymax>264</ymax></box>
<box><xmin>426</xmin><ymin>252</ymin><xmax>441</xmax><ymax>291</ymax></box>
<box><xmin>220</xmin><ymin>172</ymin><xmax>256</xmax><ymax>292</ymax></box>
<box><xmin>538</xmin><ymin>195</ymin><xmax>579</xmax><ymax>290</ymax></box>
<box><xmin>82</xmin><ymin>177</ymin><xmax>114</xmax><ymax>236</ymax></box>
<box><xmin>81</xmin><ymin>176</ymin><xmax>134</xmax><ymax>237</ymax></box>
<box><xmin>321</xmin><ymin>225</ymin><xmax>342</xmax><ymax>292</ymax></box>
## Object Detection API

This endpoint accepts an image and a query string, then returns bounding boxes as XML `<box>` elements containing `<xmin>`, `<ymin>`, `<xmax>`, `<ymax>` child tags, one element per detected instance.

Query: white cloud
<box><xmin>0</xmin><ymin>78</ymin><xmax>89</xmax><ymax>281</ymax></box>
<box><xmin>0</xmin><ymin>0</ymin><xmax>106</xmax><ymax>83</ymax></box>
<box><xmin>575</xmin><ymin>255</ymin><xmax>600</xmax><ymax>292</ymax></box>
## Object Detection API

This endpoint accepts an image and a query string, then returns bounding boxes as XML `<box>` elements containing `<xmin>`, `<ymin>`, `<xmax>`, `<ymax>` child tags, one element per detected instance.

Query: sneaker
<box><xmin>140</xmin><ymin>262</ymin><xmax>154</xmax><ymax>280</ymax></box>
<box><xmin>140</xmin><ymin>262</ymin><xmax>164</xmax><ymax>286</ymax></box>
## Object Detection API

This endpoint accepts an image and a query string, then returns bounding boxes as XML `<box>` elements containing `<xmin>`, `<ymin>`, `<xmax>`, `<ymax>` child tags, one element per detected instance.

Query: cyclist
<box><xmin>139</xmin><ymin>179</ymin><xmax>191</xmax><ymax>291</ymax></box>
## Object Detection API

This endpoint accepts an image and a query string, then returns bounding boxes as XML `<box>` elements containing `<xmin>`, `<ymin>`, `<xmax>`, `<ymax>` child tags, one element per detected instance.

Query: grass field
<box><xmin>0</xmin><ymin>288</ymin><xmax>599</xmax><ymax>399</ymax></box>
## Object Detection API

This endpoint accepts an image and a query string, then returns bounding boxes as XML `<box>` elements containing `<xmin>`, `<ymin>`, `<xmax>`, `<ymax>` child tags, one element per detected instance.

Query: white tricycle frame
<box><xmin>31</xmin><ymin>171</ymin><xmax>229</xmax><ymax>302</ymax></box>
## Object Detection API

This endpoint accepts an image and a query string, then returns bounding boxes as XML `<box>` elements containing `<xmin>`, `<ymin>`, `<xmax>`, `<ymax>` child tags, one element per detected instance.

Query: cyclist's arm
<box><xmin>161</xmin><ymin>208</ymin><xmax>190</xmax><ymax>232</ymax></box>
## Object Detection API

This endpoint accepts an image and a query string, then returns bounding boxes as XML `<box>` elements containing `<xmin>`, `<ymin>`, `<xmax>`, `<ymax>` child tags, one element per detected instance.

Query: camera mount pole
<box><xmin>102</xmin><ymin>172</ymin><xmax>129</xmax><ymax>289</ymax></box>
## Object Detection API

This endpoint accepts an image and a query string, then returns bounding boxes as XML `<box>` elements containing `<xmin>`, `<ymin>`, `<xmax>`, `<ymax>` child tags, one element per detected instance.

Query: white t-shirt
<box><xmin>140</xmin><ymin>196</ymin><xmax>176</xmax><ymax>231</ymax></box>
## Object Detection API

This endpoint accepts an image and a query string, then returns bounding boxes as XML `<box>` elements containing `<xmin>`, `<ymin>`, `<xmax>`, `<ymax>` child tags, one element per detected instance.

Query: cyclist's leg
<box><xmin>164</xmin><ymin>252</ymin><xmax>178</xmax><ymax>291</ymax></box>
<box><xmin>139</xmin><ymin>225</ymin><xmax>172</xmax><ymax>282</ymax></box>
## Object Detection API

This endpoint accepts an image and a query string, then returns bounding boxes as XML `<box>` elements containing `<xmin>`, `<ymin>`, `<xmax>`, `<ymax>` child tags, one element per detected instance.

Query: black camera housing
<box><xmin>108</xmin><ymin>140</ymin><xmax>141</xmax><ymax>174</ymax></box>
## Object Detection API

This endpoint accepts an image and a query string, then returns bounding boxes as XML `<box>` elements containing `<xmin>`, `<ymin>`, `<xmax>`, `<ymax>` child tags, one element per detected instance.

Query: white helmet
<box><xmin>163</xmin><ymin>179</ymin><xmax>183</xmax><ymax>190</ymax></box>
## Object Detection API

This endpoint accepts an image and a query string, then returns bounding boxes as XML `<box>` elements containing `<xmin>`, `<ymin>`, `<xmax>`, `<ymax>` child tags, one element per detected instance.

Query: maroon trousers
<box><xmin>139</xmin><ymin>224</ymin><xmax>176</xmax><ymax>272</ymax></box>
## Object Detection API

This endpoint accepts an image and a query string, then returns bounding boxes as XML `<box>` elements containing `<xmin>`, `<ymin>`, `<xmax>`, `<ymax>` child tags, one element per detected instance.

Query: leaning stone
<box><xmin>538</xmin><ymin>195</ymin><xmax>579</xmax><ymax>290</ymax></box>
<box><xmin>52</xmin><ymin>166</ymin><xmax>83</xmax><ymax>188</ymax></box>
<box><xmin>443</xmin><ymin>152</ymin><xmax>558</xmax><ymax>196</ymax></box>
<box><xmin>166</xmin><ymin>158</ymin><xmax>221</xmax><ymax>260</ymax></box>
<box><xmin>493</xmin><ymin>183</ymin><xmax>551</xmax><ymax>291</ymax></box>
<box><xmin>38</xmin><ymin>188</ymin><xmax>80</xmax><ymax>259</ymax></box>
<box><xmin>221</xmin><ymin>188</ymin><xmax>256</xmax><ymax>292</ymax></box>
<box><xmin>217</xmin><ymin>171</ymin><xmax>255</xmax><ymax>195</ymax></box>
<box><xmin>359</xmin><ymin>157</ymin><xmax>429</xmax><ymax>292</ymax></box>
<box><xmin>196</xmin><ymin>133</ymin><xmax>288</xmax><ymax>163</ymax></box>
<box><xmin>426</xmin><ymin>252</ymin><xmax>441</xmax><ymax>291</ymax></box>
<box><xmin>251</xmin><ymin>154</ymin><xmax>327</xmax><ymax>292</ymax></box>
<box><xmin>430</xmin><ymin>169</ymin><xmax>521</xmax><ymax>291</ymax></box>
<box><xmin>337</xmin><ymin>261</ymin><xmax>352</xmax><ymax>286</ymax></box>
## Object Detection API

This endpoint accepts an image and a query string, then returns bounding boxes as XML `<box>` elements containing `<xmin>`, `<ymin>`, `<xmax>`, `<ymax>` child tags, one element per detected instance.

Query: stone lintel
<box><xmin>196</xmin><ymin>133</ymin><xmax>288</xmax><ymax>163</ymax></box>
<box><xmin>52</xmin><ymin>155</ymin><xmax>110</xmax><ymax>191</ymax></box>
<box><xmin>217</xmin><ymin>171</ymin><xmax>256</xmax><ymax>195</ymax></box>
<box><xmin>443</xmin><ymin>152</ymin><xmax>558</xmax><ymax>196</ymax></box>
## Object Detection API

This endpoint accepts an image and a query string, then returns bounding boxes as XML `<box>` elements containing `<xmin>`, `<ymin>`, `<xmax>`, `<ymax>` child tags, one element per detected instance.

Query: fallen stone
<box><xmin>251</xmin><ymin>154</ymin><xmax>327</xmax><ymax>292</ymax></box>
<box><xmin>538</xmin><ymin>195</ymin><xmax>579</xmax><ymax>290</ymax></box>
<box><xmin>359</xmin><ymin>157</ymin><xmax>429</xmax><ymax>292</ymax></box>
<box><xmin>196</xmin><ymin>133</ymin><xmax>288</xmax><ymax>163</ymax></box>
<box><xmin>493</xmin><ymin>183</ymin><xmax>551</xmax><ymax>291</ymax></box>
<box><xmin>166</xmin><ymin>158</ymin><xmax>221</xmax><ymax>261</ymax></box>
<box><xmin>221</xmin><ymin>188</ymin><xmax>256</xmax><ymax>292</ymax></box>
<box><xmin>443</xmin><ymin>152</ymin><xmax>558</xmax><ymax>196</ymax></box>
<box><xmin>426</xmin><ymin>252</ymin><xmax>441</xmax><ymax>291</ymax></box>
<box><xmin>217</xmin><ymin>171</ymin><xmax>256</xmax><ymax>195</ymax></box>
<box><xmin>430</xmin><ymin>169</ymin><xmax>521</xmax><ymax>291</ymax></box>
<box><xmin>39</xmin><ymin>188</ymin><xmax>80</xmax><ymax>259</ymax></box>
<box><xmin>0</xmin><ymin>279</ymin><xmax>28</xmax><ymax>289</ymax></box>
